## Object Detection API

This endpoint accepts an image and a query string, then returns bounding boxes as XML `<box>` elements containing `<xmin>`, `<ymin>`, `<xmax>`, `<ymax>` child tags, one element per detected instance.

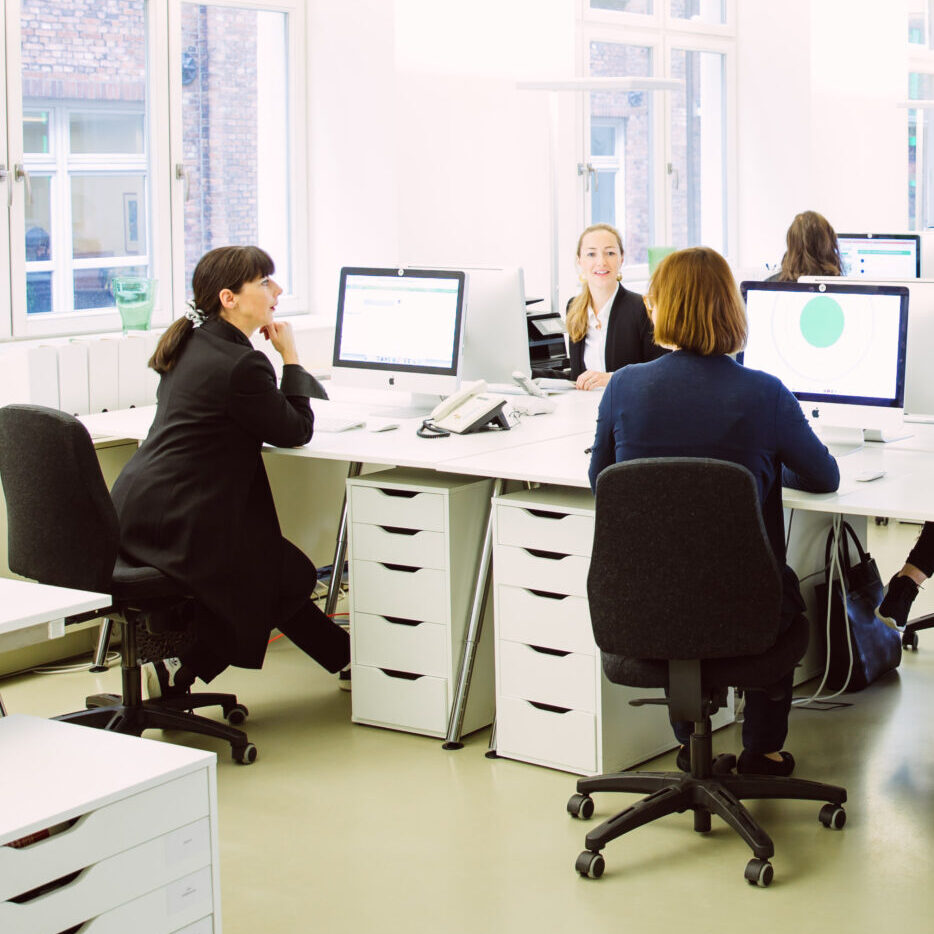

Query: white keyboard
<box><xmin>313</xmin><ymin>415</ymin><xmax>365</xmax><ymax>433</ymax></box>
<box><xmin>535</xmin><ymin>377</ymin><xmax>575</xmax><ymax>392</ymax></box>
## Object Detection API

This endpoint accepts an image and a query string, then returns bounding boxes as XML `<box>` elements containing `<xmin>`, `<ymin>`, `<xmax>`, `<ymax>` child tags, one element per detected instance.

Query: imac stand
<box><xmin>370</xmin><ymin>393</ymin><xmax>441</xmax><ymax>420</ymax></box>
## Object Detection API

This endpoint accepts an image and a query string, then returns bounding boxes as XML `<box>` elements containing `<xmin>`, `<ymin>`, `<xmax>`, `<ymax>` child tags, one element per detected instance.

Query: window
<box><xmin>908</xmin><ymin>3</ymin><xmax>934</xmax><ymax>229</ymax></box>
<box><xmin>581</xmin><ymin>2</ymin><xmax>734</xmax><ymax>278</ymax></box>
<box><xmin>2</xmin><ymin>0</ymin><xmax>306</xmax><ymax>340</ymax></box>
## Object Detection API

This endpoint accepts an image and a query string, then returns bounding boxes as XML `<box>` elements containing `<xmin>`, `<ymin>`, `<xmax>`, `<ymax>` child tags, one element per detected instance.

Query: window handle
<box><xmin>14</xmin><ymin>163</ymin><xmax>31</xmax><ymax>204</ymax></box>
<box><xmin>667</xmin><ymin>162</ymin><xmax>680</xmax><ymax>190</ymax></box>
<box><xmin>577</xmin><ymin>162</ymin><xmax>598</xmax><ymax>192</ymax></box>
<box><xmin>175</xmin><ymin>162</ymin><xmax>190</xmax><ymax>202</ymax></box>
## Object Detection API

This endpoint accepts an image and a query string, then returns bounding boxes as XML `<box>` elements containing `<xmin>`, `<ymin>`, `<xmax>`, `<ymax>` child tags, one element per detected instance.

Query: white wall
<box><xmin>307</xmin><ymin>2</ymin><xmax>915</xmax><ymax>306</ymax></box>
<box><xmin>736</xmin><ymin>0</ymin><xmax>909</xmax><ymax>274</ymax></box>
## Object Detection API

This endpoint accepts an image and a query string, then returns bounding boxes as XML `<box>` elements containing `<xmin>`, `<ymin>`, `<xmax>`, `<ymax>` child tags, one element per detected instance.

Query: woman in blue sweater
<box><xmin>588</xmin><ymin>247</ymin><xmax>840</xmax><ymax>776</ymax></box>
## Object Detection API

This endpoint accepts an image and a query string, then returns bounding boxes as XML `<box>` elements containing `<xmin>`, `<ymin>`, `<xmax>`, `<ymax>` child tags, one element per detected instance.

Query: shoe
<box><xmin>338</xmin><ymin>665</ymin><xmax>352</xmax><ymax>692</ymax></box>
<box><xmin>144</xmin><ymin>657</ymin><xmax>190</xmax><ymax>700</ymax></box>
<box><xmin>676</xmin><ymin>745</ymin><xmax>736</xmax><ymax>775</ymax></box>
<box><xmin>737</xmin><ymin>749</ymin><xmax>795</xmax><ymax>777</ymax></box>
<box><xmin>875</xmin><ymin>574</ymin><xmax>919</xmax><ymax>631</ymax></box>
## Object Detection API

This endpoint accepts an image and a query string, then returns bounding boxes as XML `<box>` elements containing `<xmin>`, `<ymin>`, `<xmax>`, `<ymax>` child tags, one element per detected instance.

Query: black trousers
<box><xmin>671</xmin><ymin>668</ymin><xmax>794</xmax><ymax>755</ymax></box>
<box><xmin>181</xmin><ymin>599</ymin><xmax>350</xmax><ymax>684</ymax></box>
<box><xmin>907</xmin><ymin>521</ymin><xmax>934</xmax><ymax>577</ymax></box>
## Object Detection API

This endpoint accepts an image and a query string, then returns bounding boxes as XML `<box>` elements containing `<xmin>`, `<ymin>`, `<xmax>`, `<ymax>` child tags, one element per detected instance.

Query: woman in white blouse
<box><xmin>565</xmin><ymin>223</ymin><xmax>667</xmax><ymax>390</ymax></box>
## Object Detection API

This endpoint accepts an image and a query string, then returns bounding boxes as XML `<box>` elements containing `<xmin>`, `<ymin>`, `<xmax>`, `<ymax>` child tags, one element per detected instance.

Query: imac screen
<box><xmin>837</xmin><ymin>233</ymin><xmax>920</xmax><ymax>279</ymax></box>
<box><xmin>739</xmin><ymin>282</ymin><xmax>908</xmax><ymax>408</ymax></box>
<box><xmin>333</xmin><ymin>268</ymin><xmax>465</xmax><ymax>376</ymax></box>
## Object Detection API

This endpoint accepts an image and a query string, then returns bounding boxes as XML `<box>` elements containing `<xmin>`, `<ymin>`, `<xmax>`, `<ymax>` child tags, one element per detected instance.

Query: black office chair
<box><xmin>901</xmin><ymin>612</ymin><xmax>934</xmax><ymax>650</ymax></box>
<box><xmin>0</xmin><ymin>404</ymin><xmax>256</xmax><ymax>764</ymax></box>
<box><xmin>568</xmin><ymin>458</ymin><xmax>846</xmax><ymax>887</ymax></box>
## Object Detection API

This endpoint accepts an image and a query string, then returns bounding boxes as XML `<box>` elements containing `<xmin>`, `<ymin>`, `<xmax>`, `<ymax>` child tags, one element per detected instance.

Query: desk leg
<box><xmin>443</xmin><ymin>478</ymin><xmax>503</xmax><ymax>750</ymax></box>
<box><xmin>324</xmin><ymin>462</ymin><xmax>362</xmax><ymax>620</ymax></box>
<box><xmin>0</xmin><ymin>693</ymin><xmax>7</xmax><ymax>717</ymax></box>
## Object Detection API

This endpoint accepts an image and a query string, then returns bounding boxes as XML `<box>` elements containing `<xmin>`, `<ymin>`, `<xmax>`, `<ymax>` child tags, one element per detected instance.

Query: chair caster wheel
<box><xmin>226</xmin><ymin>703</ymin><xmax>249</xmax><ymax>726</ymax></box>
<box><xmin>567</xmin><ymin>793</ymin><xmax>594</xmax><ymax>819</ymax></box>
<box><xmin>819</xmin><ymin>803</ymin><xmax>846</xmax><ymax>829</ymax></box>
<box><xmin>233</xmin><ymin>743</ymin><xmax>257</xmax><ymax>764</ymax></box>
<box><xmin>903</xmin><ymin>631</ymin><xmax>919</xmax><ymax>651</ymax></box>
<box><xmin>575</xmin><ymin>850</ymin><xmax>605</xmax><ymax>879</ymax></box>
<box><xmin>744</xmin><ymin>858</ymin><xmax>773</xmax><ymax>887</ymax></box>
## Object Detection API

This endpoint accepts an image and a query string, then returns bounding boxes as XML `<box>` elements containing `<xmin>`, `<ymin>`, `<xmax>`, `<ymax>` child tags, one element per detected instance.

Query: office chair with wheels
<box><xmin>901</xmin><ymin>612</ymin><xmax>934</xmax><ymax>651</ymax></box>
<box><xmin>568</xmin><ymin>458</ymin><xmax>846</xmax><ymax>887</ymax></box>
<box><xmin>0</xmin><ymin>404</ymin><xmax>257</xmax><ymax>764</ymax></box>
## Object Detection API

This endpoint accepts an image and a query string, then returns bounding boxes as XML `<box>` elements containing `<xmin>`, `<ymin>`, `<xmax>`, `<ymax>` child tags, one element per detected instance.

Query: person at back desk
<box><xmin>588</xmin><ymin>247</ymin><xmax>840</xmax><ymax>776</ymax></box>
<box><xmin>111</xmin><ymin>245</ymin><xmax>350</xmax><ymax>698</ymax></box>
<box><xmin>566</xmin><ymin>223</ymin><xmax>668</xmax><ymax>391</ymax></box>
<box><xmin>767</xmin><ymin>210</ymin><xmax>842</xmax><ymax>282</ymax></box>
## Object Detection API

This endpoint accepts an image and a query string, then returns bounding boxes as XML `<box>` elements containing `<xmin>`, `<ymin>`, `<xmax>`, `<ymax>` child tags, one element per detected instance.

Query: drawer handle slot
<box><xmin>379</xmin><ymin>668</ymin><xmax>423</xmax><ymax>680</ymax></box>
<box><xmin>10</xmin><ymin>868</ymin><xmax>84</xmax><ymax>903</ymax></box>
<box><xmin>527</xmin><ymin>588</ymin><xmax>570</xmax><ymax>601</ymax></box>
<box><xmin>529</xmin><ymin>700</ymin><xmax>572</xmax><ymax>714</ymax></box>
<box><xmin>5</xmin><ymin>816</ymin><xmax>80</xmax><ymax>849</ymax></box>
<box><xmin>379</xmin><ymin>526</ymin><xmax>420</xmax><ymax>536</ymax></box>
<box><xmin>528</xmin><ymin>644</ymin><xmax>571</xmax><ymax>657</ymax></box>
<box><xmin>380</xmin><ymin>562</ymin><xmax>420</xmax><ymax>573</ymax></box>
<box><xmin>523</xmin><ymin>548</ymin><xmax>570</xmax><ymax>561</ymax></box>
<box><xmin>524</xmin><ymin>508</ymin><xmax>567</xmax><ymax>520</ymax></box>
<box><xmin>383</xmin><ymin>615</ymin><xmax>423</xmax><ymax>627</ymax></box>
<box><xmin>378</xmin><ymin>488</ymin><xmax>419</xmax><ymax>499</ymax></box>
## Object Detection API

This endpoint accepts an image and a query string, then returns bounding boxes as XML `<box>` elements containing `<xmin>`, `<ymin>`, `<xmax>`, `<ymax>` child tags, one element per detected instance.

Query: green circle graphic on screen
<box><xmin>799</xmin><ymin>295</ymin><xmax>845</xmax><ymax>348</ymax></box>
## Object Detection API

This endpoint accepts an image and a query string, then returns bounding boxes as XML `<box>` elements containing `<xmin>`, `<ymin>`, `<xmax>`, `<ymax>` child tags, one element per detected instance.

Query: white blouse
<box><xmin>581</xmin><ymin>285</ymin><xmax>619</xmax><ymax>373</ymax></box>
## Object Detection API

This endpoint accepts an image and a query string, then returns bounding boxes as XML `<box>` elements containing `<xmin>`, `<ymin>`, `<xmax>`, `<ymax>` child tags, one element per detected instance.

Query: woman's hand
<box><xmin>575</xmin><ymin>370</ymin><xmax>612</xmax><ymax>391</ymax></box>
<box><xmin>260</xmin><ymin>321</ymin><xmax>299</xmax><ymax>366</ymax></box>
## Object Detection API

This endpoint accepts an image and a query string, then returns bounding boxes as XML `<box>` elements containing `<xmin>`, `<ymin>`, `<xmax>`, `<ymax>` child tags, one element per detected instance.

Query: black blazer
<box><xmin>111</xmin><ymin>316</ymin><xmax>324</xmax><ymax>669</ymax></box>
<box><xmin>568</xmin><ymin>285</ymin><xmax>668</xmax><ymax>380</ymax></box>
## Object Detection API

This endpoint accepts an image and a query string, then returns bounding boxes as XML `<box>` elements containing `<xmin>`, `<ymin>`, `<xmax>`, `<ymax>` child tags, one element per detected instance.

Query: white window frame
<box><xmin>579</xmin><ymin>2</ymin><xmax>736</xmax><ymax>283</ymax></box>
<box><xmin>1</xmin><ymin>0</ymin><xmax>308</xmax><ymax>341</ymax></box>
<box><xmin>166</xmin><ymin>0</ymin><xmax>308</xmax><ymax>318</ymax></box>
<box><xmin>908</xmin><ymin>15</ymin><xmax>934</xmax><ymax>230</ymax></box>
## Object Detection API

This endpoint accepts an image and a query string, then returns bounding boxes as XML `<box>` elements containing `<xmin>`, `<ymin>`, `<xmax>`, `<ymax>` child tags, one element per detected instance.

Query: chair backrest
<box><xmin>0</xmin><ymin>404</ymin><xmax>119</xmax><ymax>593</ymax></box>
<box><xmin>588</xmin><ymin>457</ymin><xmax>782</xmax><ymax>661</ymax></box>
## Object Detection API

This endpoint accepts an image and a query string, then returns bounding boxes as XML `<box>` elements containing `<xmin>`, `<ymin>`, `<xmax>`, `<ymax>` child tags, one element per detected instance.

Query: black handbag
<box><xmin>815</xmin><ymin>521</ymin><xmax>902</xmax><ymax>692</ymax></box>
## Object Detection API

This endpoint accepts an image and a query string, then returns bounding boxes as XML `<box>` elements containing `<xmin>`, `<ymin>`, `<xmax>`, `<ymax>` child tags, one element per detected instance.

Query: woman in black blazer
<box><xmin>567</xmin><ymin>223</ymin><xmax>667</xmax><ymax>390</ymax></box>
<box><xmin>111</xmin><ymin>246</ymin><xmax>349</xmax><ymax>697</ymax></box>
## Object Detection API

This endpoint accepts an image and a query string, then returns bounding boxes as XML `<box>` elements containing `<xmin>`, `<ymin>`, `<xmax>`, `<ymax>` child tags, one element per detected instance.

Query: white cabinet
<box><xmin>347</xmin><ymin>469</ymin><xmax>495</xmax><ymax>738</ymax></box>
<box><xmin>0</xmin><ymin>714</ymin><xmax>220</xmax><ymax>934</ymax></box>
<box><xmin>492</xmin><ymin>487</ymin><xmax>733</xmax><ymax>776</ymax></box>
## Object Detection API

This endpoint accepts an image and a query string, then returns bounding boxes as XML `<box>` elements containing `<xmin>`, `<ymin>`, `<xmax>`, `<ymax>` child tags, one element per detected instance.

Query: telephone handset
<box><xmin>421</xmin><ymin>380</ymin><xmax>511</xmax><ymax>436</ymax></box>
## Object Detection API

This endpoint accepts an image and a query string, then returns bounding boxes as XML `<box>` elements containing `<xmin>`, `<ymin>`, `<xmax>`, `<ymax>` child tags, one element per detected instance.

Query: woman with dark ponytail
<box><xmin>111</xmin><ymin>245</ymin><xmax>349</xmax><ymax>699</ymax></box>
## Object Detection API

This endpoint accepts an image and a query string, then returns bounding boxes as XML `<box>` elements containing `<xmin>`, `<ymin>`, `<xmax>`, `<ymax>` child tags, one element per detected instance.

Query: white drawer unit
<box><xmin>0</xmin><ymin>715</ymin><xmax>221</xmax><ymax>934</ymax></box>
<box><xmin>492</xmin><ymin>487</ymin><xmax>733</xmax><ymax>776</ymax></box>
<box><xmin>347</xmin><ymin>468</ymin><xmax>496</xmax><ymax>738</ymax></box>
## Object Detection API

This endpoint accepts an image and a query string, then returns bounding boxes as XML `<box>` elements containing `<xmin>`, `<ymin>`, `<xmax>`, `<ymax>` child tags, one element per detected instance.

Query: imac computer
<box><xmin>801</xmin><ymin>276</ymin><xmax>934</xmax><ymax>420</ymax></box>
<box><xmin>837</xmin><ymin>233</ymin><xmax>921</xmax><ymax>279</ymax></box>
<box><xmin>331</xmin><ymin>267</ymin><xmax>467</xmax><ymax>417</ymax></box>
<box><xmin>423</xmin><ymin>266</ymin><xmax>531</xmax><ymax>383</ymax></box>
<box><xmin>739</xmin><ymin>280</ymin><xmax>909</xmax><ymax>454</ymax></box>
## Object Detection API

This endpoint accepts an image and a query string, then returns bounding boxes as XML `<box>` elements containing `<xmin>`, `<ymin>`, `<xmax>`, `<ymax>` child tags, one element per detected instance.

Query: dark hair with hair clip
<box><xmin>149</xmin><ymin>245</ymin><xmax>275</xmax><ymax>374</ymax></box>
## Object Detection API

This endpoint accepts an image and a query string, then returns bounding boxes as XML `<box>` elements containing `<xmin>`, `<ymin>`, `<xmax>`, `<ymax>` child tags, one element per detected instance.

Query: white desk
<box><xmin>79</xmin><ymin>398</ymin><xmax>934</xmax><ymax>743</ymax></box>
<box><xmin>0</xmin><ymin>713</ymin><xmax>220</xmax><ymax>933</ymax></box>
<box><xmin>0</xmin><ymin>578</ymin><xmax>110</xmax><ymax>716</ymax></box>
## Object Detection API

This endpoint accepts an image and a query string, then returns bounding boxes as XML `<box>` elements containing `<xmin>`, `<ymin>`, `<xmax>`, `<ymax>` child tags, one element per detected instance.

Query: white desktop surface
<box><xmin>0</xmin><ymin>578</ymin><xmax>109</xmax><ymax>639</ymax></box>
<box><xmin>79</xmin><ymin>395</ymin><xmax>934</xmax><ymax>521</ymax></box>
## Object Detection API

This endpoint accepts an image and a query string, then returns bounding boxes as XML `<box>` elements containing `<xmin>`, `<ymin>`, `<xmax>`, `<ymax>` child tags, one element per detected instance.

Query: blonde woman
<box><xmin>566</xmin><ymin>223</ymin><xmax>667</xmax><ymax>390</ymax></box>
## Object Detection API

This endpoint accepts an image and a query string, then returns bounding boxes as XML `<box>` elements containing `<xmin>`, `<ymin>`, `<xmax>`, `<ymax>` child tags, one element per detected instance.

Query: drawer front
<box><xmin>351</xmin><ymin>561</ymin><xmax>448</xmax><ymax>623</ymax></box>
<box><xmin>350</xmin><ymin>486</ymin><xmax>445</xmax><ymax>532</ymax></box>
<box><xmin>352</xmin><ymin>612</ymin><xmax>448</xmax><ymax>677</ymax></box>
<box><xmin>351</xmin><ymin>665</ymin><xmax>448</xmax><ymax>736</ymax></box>
<box><xmin>496</xmin><ymin>696</ymin><xmax>597</xmax><ymax>774</ymax></box>
<box><xmin>81</xmin><ymin>867</ymin><xmax>213</xmax><ymax>934</ymax></box>
<box><xmin>350</xmin><ymin>523</ymin><xmax>447</xmax><ymax>570</ymax></box>
<box><xmin>0</xmin><ymin>770</ymin><xmax>209</xmax><ymax>902</ymax></box>
<box><xmin>494</xmin><ymin>545</ymin><xmax>589</xmax><ymax>597</ymax></box>
<box><xmin>0</xmin><ymin>819</ymin><xmax>212</xmax><ymax>934</ymax></box>
<box><xmin>498</xmin><ymin>640</ymin><xmax>596</xmax><ymax>713</ymax></box>
<box><xmin>175</xmin><ymin>918</ymin><xmax>214</xmax><ymax>934</ymax></box>
<box><xmin>496</xmin><ymin>505</ymin><xmax>593</xmax><ymax>556</ymax></box>
<box><xmin>495</xmin><ymin>585</ymin><xmax>594</xmax><ymax>656</ymax></box>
